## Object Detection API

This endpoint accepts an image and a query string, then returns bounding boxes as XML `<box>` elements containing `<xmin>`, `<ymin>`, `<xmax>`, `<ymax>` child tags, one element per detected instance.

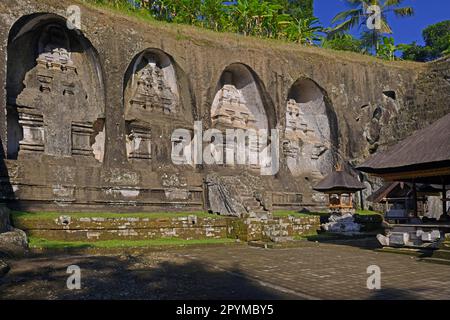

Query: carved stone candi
<box><xmin>7</xmin><ymin>24</ymin><xmax>105</xmax><ymax>160</ymax></box>
<box><xmin>129</xmin><ymin>61</ymin><xmax>176</xmax><ymax>115</ymax></box>
<box><xmin>283</xmin><ymin>83</ymin><xmax>333</xmax><ymax>180</ymax></box>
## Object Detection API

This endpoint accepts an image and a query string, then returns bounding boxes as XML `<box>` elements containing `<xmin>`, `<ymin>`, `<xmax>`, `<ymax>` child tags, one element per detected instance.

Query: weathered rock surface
<box><xmin>0</xmin><ymin>0</ymin><xmax>448</xmax><ymax>213</ymax></box>
<box><xmin>205</xmin><ymin>174</ymin><xmax>246</xmax><ymax>217</ymax></box>
<box><xmin>0</xmin><ymin>228</ymin><xmax>28</xmax><ymax>257</ymax></box>
<box><xmin>0</xmin><ymin>259</ymin><xmax>10</xmax><ymax>276</ymax></box>
<box><xmin>322</xmin><ymin>213</ymin><xmax>361</xmax><ymax>233</ymax></box>
<box><xmin>0</xmin><ymin>205</ymin><xmax>11</xmax><ymax>233</ymax></box>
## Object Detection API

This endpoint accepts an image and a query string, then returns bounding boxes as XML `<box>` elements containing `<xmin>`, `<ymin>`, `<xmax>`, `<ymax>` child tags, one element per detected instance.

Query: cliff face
<box><xmin>0</xmin><ymin>0</ymin><xmax>448</xmax><ymax>212</ymax></box>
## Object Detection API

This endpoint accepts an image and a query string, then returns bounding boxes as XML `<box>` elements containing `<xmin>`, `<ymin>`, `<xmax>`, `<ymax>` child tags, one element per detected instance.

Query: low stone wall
<box><xmin>15</xmin><ymin>215</ymin><xmax>232</xmax><ymax>241</ymax></box>
<box><xmin>431</xmin><ymin>234</ymin><xmax>450</xmax><ymax>261</ymax></box>
<box><xmin>229</xmin><ymin>215</ymin><xmax>321</xmax><ymax>242</ymax></box>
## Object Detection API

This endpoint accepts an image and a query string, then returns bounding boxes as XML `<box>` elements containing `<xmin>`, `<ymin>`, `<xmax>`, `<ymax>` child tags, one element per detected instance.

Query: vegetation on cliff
<box><xmin>85</xmin><ymin>0</ymin><xmax>449</xmax><ymax>62</ymax></box>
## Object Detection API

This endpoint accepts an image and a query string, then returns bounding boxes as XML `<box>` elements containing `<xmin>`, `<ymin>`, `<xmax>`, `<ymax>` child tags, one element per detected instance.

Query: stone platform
<box><xmin>11</xmin><ymin>212</ymin><xmax>321</xmax><ymax>243</ymax></box>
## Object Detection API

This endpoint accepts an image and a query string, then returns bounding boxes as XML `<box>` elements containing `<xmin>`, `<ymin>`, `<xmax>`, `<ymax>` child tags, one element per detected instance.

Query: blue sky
<box><xmin>314</xmin><ymin>0</ymin><xmax>450</xmax><ymax>45</ymax></box>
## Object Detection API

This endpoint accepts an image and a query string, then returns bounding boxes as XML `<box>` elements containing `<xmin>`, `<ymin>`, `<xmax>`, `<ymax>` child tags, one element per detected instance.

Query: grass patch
<box><xmin>355</xmin><ymin>210</ymin><xmax>382</xmax><ymax>216</ymax></box>
<box><xmin>29</xmin><ymin>237</ymin><xmax>236</xmax><ymax>250</ymax></box>
<box><xmin>11</xmin><ymin>211</ymin><xmax>215</xmax><ymax>221</ymax></box>
<box><xmin>272</xmin><ymin>210</ymin><xmax>324</xmax><ymax>218</ymax></box>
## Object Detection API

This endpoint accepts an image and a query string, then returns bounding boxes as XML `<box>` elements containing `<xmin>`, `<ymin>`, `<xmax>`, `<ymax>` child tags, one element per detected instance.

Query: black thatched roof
<box><xmin>358</xmin><ymin>112</ymin><xmax>450</xmax><ymax>174</ymax></box>
<box><xmin>313</xmin><ymin>170</ymin><xmax>366</xmax><ymax>193</ymax></box>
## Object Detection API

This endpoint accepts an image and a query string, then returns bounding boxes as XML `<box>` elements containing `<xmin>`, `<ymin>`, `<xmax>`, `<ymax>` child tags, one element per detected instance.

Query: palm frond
<box><xmin>331</xmin><ymin>15</ymin><xmax>361</xmax><ymax>32</ymax></box>
<box><xmin>331</xmin><ymin>8</ymin><xmax>362</xmax><ymax>24</ymax></box>
<box><xmin>380</xmin><ymin>19</ymin><xmax>393</xmax><ymax>34</ymax></box>
<box><xmin>393</xmin><ymin>7</ymin><xmax>414</xmax><ymax>17</ymax></box>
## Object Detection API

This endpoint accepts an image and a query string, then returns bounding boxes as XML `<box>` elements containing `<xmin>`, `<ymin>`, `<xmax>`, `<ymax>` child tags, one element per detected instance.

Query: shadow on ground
<box><xmin>0</xmin><ymin>254</ymin><xmax>296</xmax><ymax>300</ymax></box>
<box><xmin>304</xmin><ymin>234</ymin><xmax>382</xmax><ymax>250</ymax></box>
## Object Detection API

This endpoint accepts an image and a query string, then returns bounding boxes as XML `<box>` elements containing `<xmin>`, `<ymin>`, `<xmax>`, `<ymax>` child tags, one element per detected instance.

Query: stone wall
<box><xmin>14</xmin><ymin>214</ymin><xmax>231</xmax><ymax>241</ymax></box>
<box><xmin>0</xmin><ymin>0</ymin><xmax>449</xmax><ymax>213</ymax></box>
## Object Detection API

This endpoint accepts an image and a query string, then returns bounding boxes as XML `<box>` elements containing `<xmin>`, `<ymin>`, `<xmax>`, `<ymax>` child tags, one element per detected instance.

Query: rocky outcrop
<box><xmin>0</xmin><ymin>206</ymin><xmax>28</xmax><ymax>257</ymax></box>
<box><xmin>0</xmin><ymin>228</ymin><xmax>28</xmax><ymax>257</ymax></box>
<box><xmin>322</xmin><ymin>213</ymin><xmax>361</xmax><ymax>233</ymax></box>
<box><xmin>205</xmin><ymin>174</ymin><xmax>247</xmax><ymax>217</ymax></box>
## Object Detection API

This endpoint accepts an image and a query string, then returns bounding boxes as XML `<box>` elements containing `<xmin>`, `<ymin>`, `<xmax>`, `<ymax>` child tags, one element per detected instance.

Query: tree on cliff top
<box><xmin>399</xmin><ymin>20</ymin><xmax>450</xmax><ymax>62</ymax></box>
<box><xmin>330</xmin><ymin>0</ymin><xmax>414</xmax><ymax>53</ymax></box>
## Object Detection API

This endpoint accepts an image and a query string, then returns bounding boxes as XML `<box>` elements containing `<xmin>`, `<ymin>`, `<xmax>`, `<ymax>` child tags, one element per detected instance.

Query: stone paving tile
<box><xmin>1</xmin><ymin>242</ymin><xmax>449</xmax><ymax>299</ymax></box>
<box><xmin>177</xmin><ymin>243</ymin><xmax>450</xmax><ymax>300</ymax></box>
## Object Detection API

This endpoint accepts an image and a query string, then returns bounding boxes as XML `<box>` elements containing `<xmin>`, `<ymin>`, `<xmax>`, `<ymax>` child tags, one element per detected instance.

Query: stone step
<box><xmin>243</xmin><ymin>200</ymin><xmax>260</xmax><ymax>207</ymax></box>
<box><xmin>269</xmin><ymin>236</ymin><xmax>294</xmax><ymax>243</ymax></box>
<box><xmin>432</xmin><ymin>249</ymin><xmax>450</xmax><ymax>260</ymax></box>
<box><xmin>422</xmin><ymin>257</ymin><xmax>450</xmax><ymax>266</ymax></box>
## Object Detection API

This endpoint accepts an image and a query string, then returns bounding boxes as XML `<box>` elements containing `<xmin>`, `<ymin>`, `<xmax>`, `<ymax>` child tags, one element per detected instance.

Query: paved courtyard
<box><xmin>1</xmin><ymin>242</ymin><xmax>450</xmax><ymax>300</ymax></box>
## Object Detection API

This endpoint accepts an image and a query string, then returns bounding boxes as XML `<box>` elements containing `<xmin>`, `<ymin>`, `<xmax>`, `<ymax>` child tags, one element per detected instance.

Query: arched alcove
<box><xmin>6</xmin><ymin>13</ymin><xmax>106</xmax><ymax>161</ymax></box>
<box><xmin>284</xmin><ymin>78</ymin><xmax>338</xmax><ymax>177</ymax></box>
<box><xmin>123</xmin><ymin>48</ymin><xmax>193</xmax><ymax>162</ymax></box>
<box><xmin>210</xmin><ymin>63</ymin><xmax>275</xmax><ymax>170</ymax></box>
<box><xmin>211</xmin><ymin>63</ymin><xmax>270</xmax><ymax>131</ymax></box>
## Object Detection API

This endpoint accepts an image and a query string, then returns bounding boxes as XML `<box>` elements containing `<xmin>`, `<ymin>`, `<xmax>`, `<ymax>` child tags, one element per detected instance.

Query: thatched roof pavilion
<box><xmin>314</xmin><ymin>167</ymin><xmax>365</xmax><ymax>213</ymax></box>
<box><xmin>313</xmin><ymin>169</ymin><xmax>366</xmax><ymax>194</ymax></box>
<box><xmin>358</xmin><ymin>112</ymin><xmax>450</xmax><ymax>219</ymax></box>
<box><xmin>357</xmin><ymin>112</ymin><xmax>450</xmax><ymax>185</ymax></box>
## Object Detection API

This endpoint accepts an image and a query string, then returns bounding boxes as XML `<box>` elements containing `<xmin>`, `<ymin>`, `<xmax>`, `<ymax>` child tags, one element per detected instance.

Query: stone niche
<box><xmin>6</xmin><ymin>15</ymin><xmax>106</xmax><ymax>161</ymax></box>
<box><xmin>283</xmin><ymin>78</ymin><xmax>337</xmax><ymax>179</ymax></box>
<box><xmin>210</xmin><ymin>64</ymin><xmax>270</xmax><ymax>169</ymax></box>
<box><xmin>123</xmin><ymin>49</ymin><xmax>181</xmax><ymax>162</ymax></box>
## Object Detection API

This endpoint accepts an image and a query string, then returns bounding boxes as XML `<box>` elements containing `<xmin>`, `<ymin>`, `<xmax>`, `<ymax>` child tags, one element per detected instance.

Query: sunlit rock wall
<box><xmin>0</xmin><ymin>0</ymin><xmax>449</xmax><ymax>212</ymax></box>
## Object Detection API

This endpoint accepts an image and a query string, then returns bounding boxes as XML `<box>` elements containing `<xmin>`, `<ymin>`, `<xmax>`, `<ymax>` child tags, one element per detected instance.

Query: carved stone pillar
<box><xmin>72</xmin><ymin>122</ymin><xmax>94</xmax><ymax>157</ymax></box>
<box><xmin>126</xmin><ymin>125</ymin><xmax>152</xmax><ymax>160</ymax></box>
<box><xmin>18</xmin><ymin>112</ymin><xmax>44</xmax><ymax>153</ymax></box>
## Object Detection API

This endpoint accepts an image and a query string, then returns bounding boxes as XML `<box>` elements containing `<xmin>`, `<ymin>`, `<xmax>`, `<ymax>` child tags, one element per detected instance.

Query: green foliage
<box><xmin>29</xmin><ymin>237</ymin><xmax>235</xmax><ymax>249</ymax></box>
<box><xmin>377</xmin><ymin>36</ymin><xmax>397</xmax><ymax>60</ymax></box>
<box><xmin>272</xmin><ymin>210</ymin><xmax>324</xmax><ymax>217</ymax></box>
<box><xmin>423</xmin><ymin>20</ymin><xmax>450</xmax><ymax>54</ymax></box>
<box><xmin>321</xmin><ymin>33</ymin><xmax>364</xmax><ymax>53</ymax></box>
<box><xmin>86</xmin><ymin>0</ymin><xmax>320</xmax><ymax>46</ymax></box>
<box><xmin>399</xmin><ymin>20</ymin><xmax>450</xmax><ymax>62</ymax></box>
<box><xmin>398</xmin><ymin>42</ymin><xmax>436</xmax><ymax>62</ymax></box>
<box><xmin>330</xmin><ymin>0</ymin><xmax>414</xmax><ymax>54</ymax></box>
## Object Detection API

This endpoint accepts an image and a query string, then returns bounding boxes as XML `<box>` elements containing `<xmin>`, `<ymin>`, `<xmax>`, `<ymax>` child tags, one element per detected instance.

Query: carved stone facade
<box><xmin>8</xmin><ymin>24</ymin><xmax>104</xmax><ymax>160</ymax></box>
<box><xmin>1</xmin><ymin>2</ymin><xmax>448</xmax><ymax>214</ymax></box>
<box><xmin>210</xmin><ymin>69</ymin><xmax>267</xmax><ymax>170</ymax></box>
<box><xmin>124</xmin><ymin>52</ymin><xmax>180</xmax><ymax>162</ymax></box>
<box><xmin>211</xmin><ymin>84</ymin><xmax>257</xmax><ymax>130</ymax></box>
<box><xmin>283</xmin><ymin>83</ymin><xmax>334</xmax><ymax>180</ymax></box>
<box><xmin>129</xmin><ymin>60</ymin><xmax>176</xmax><ymax>115</ymax></box>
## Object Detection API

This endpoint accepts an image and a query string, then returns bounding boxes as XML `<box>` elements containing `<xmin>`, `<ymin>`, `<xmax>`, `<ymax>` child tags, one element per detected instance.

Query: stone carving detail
<box><xmin>211</xmin><ymin>84</ymin><xmax>263</xmax><ymax>169</ymax></box>
<box><xmin>72</xmin><ymin>122</ymin><xmax>95</xmax><ymax>156</ymax></box>
<box><xmin>124</xmin><ymin>53</ymin><xmax>180</xmax><ymax>162</ymax></box>
<box><xmin>18</xmin><ymin>113</ymin><xmax>45</xmax><ymax>153</ymax></box>
<box><xmin>283</xmin><ymin>97</ymin><xmax>331</xmax><ymax>178</ymax></box>
<box><xmin>10</xmin><ymin>25</ymin><xmax>103</xmax><ymax>159</ymax></box>
<box><xmin>130</xmin><ymin>60</ymin><xmax>176</xmax><ymax>114</ymax></box>
<box><xmin>126</xmin><ymin>125</ymin><xmax>152</xmax><ymax>160</ymax></box>
<box><xmin>211</xmin><ymin>84</ymin><xmax>256</xmax><ymax>130</ymax></box>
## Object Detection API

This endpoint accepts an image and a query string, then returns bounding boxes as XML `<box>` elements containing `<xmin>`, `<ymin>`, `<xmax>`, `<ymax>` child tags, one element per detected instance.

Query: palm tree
<box><xmin>280</xmin><ymin>16</ymin><xmax>322</xmax><ymax>45</ymax></box>
<box><xmin>330</xmin><ymin>0</ymin><xmax>414</xmax><ymax>53</ymax></box>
